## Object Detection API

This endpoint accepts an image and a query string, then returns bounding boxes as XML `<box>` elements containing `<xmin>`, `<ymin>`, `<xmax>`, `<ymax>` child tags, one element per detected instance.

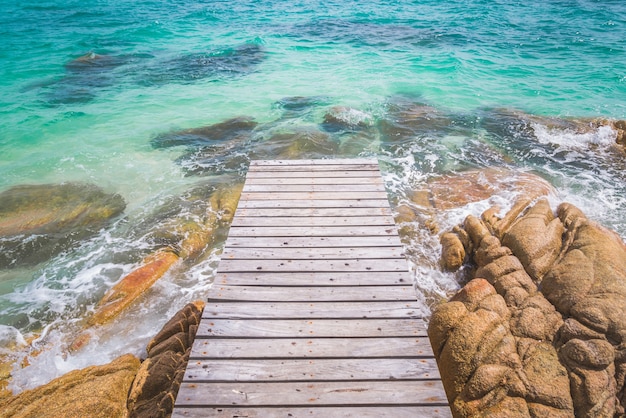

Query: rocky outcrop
<box><xmin>432</xmin><ymin>199</ymin><xmax>626</xmax><ymax>417</ymax></box>
<box><xmin>127</xmin><ymin>300</ymin><xmax>204</xmax><ymax>418</ymax></box>
<box><xmin>0</xmin><ymin>353</ymin><xmax>140</xmax><ymax>418</ymax></box>
<box><xmin>0</xmin><ymin>183</ymin><xmax>125</xmax><ymax>268</ymax></box>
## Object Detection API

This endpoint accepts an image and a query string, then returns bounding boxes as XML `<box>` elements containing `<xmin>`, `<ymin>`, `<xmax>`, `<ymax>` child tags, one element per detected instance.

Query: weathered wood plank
<box><xmin>175</xmin><ymin>380</ymin><xmax>448</xmax><ymax>407</ymax></box>
<box><xmin>195</xmin><ymin>319</ymin><xmax>428</xmax><ymax>338</ymax></box>
<box><xmin>224</xmin><ymin>236</ymin><xmax>401</xmax><ymax>248</ymax></box>
<box><xmin>235</xmin><ymin>207</ymin><xmax>392</xmax><ymax>217</ymax></box>
<box><xmin>228</xmin><ymin>226</ymin><xmax>398</xmax><ymax>237</ymax></box>
<box><xmin>247</xmin><ymin>165</ymin><xmax>379</xmax><ymax>172</ymax></box>
<box><xmin>245</xmin><ymin>170</ymin><xmax>382</xmax><ymax>179</ymax></box>
<box><xmin>190</xmin><ymin>337</ymin><xmax>435</xmax><ymax>359</ymax></box>
<box><xmin>231</xmin><ymin>216</ymin><xmax>395</xmax><ymax>227</ymax></box>
<box><xmin>202</xmin><ymin>301</ymin><xmax>423</xmax><ymax>319</ymax></box>
<box><xmin>214</xmin><ymin>271</ymin><xmax>412</xmax><ymax>286</ymax></box>
<box><xmin>172</xmin><ymin>406</ymin><xmax>453</xmax><ymax>418</ymax></box>
<box><xmin>221</xmin><ymin>246</ymin><xmax>405</xmax><ymax>260</ymax></box>
<box><xmin>240</xmin><ymin>191</ymin><xmax>388</xmax><ymax>201</ymax></box>
<box><xmin>243</xmin><ymin>184</ymin><xmax>385</xmax><ymax>193</ymax></box>
<box><xmin>236</xmin><ymin>199</ymin><xmax>391</xmax><ymax>209</ymax></box>
<box><xmin>245</xmin><ymin>177</ymin><xmax>384</xmax><ymax>185</ymax></box>
<box><xmin>207</xmin><ymin>285</ymin><xmax>415</xmax><ymax>302</ymax></box>
<box><xmin>251</xmin><ymin>159</ymin><xmax>378</xmax><ymax>166</ymax></box>
<box><xmin>183</xmin><ymin>358</ymin><xmax>440</xmax><ymax>382</ymax></box>
<box><xmin>216</xmin><ymin>258</ymin><xmax>408</xmax><ymax>273</ymax></box>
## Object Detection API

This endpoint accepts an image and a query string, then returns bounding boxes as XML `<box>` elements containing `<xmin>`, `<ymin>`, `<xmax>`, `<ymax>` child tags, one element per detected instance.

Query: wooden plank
<box><xmin>172</xmin><ymin>406</ymin><xmax>453</xmax><ymax>418</ymax></box>
<box><xmin>237</xmin><ymin>199</ymin><xmax>391</xmax><ymax>209</ymax></box>
<box><xmin>243</xmin><ymin>184</ymin><xmax>384</xmax><ymax>193</ymax></box>
<box><xmin>207</xmin><ymin>285</ymin><xmax>415</xmax><ymax>302</ymax></box>
<box><xmin>228</xmin><ymin>226</ymin><xmax>398</xmax><ymax>237</ymax></box>
<box><xmin>221</xmin><ymin>247</ymin><xmax>404</xmax><ymax>260</ymax></box>
<box><xmin>251</xmin><ymin>158</ymin><xmax>378</xmax><ymax>166</ymax></box>
<box><xmin>195</xmin><ymin>319</ymin><xmax>427</xmax><ymax>338</ymax></box>
<box><xmin>202</xmin><ymin>301</ymin><xmax>423</xmax><ymax>319</ymax></box>
<box><xmin>224</xmin><ymin>236</ymin><xmax>401</xmax><ymax>248</ymax></box>
<box><xmin>240</xmin><ymin>191</ymin><xmax>388</xmax><ymax>201</ymax></box>
<box><xmin>235</xmin><ymin>207</ymin><xmax>392</xmax><ymax>217</ymax></box>
<box><xmin>245</xmin><ymin>171</ymin><xmax>382</xmax><ymax>179</ymax></box>
<box><xmin>215</xmin><ymin>271</ymin><xmax>412</xmax><ymax>286</ymax></box>
<box><xmin>183</xmin><ymin>358</ymin><xmax>440</xmax><ymax>382</ymax></box>
<box><xmin>247</xmin><ymin>165</ymin><xmax>378</xmax><ymax>172</ymax></box>
<box><xmin>190</xmin><ymin>337</ymin><xmax>435</xmax><ymax>359</ymax></box>
<box><xmin>231</xmin><ymin>216</ymin><xmax>395</xmax><ymax>227</ymax></box>
<box><xmin>245</xmin><ymin>177</ymin><xmax>385</xmax><ymax>185</ymax></box>
<box><xmin>216</xmin><ymin>258</ymin><xmax>408</xmax><ymax>273</ymax></box>
<box><xmin>174</xmin><ymin>380</ymin><xmax>448</xmax><ymax>407</ymax></box>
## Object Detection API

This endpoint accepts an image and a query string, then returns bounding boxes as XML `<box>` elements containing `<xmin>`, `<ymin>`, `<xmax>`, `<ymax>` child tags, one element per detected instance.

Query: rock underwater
<box><xmin>431</xmin><ymin>198</ymin><xmax>626</xmax><ymax>417</ymax></box>
<box><xmin>0</xmin><ymin>183</ymin><xmax>126</xmax><ymax>268</ymax></box>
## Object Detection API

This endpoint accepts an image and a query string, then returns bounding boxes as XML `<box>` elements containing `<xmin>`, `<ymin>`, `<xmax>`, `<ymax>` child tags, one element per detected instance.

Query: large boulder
<box><xmin>0</xmin><ymin>353</ymin><xmax>140</xmax><ymax>418</ymax></box>
<box><xmin>0</xmin><ymin>183</ymin><xmax>125</xmax><ymax>268</ymax></box>
<box><xmin>430</xmin><ymin>212</ymin><xmax>573</xmax><ymax>417</ymax></box>
<box><xmin>127</xmin><ymin>300</ymin><xmax>204</xmax><ymax>418</ymax></box>
<box><xmin>436</xmin><ymin>200</ymin><xmax>626</xmax><ymax>416</ymax></box>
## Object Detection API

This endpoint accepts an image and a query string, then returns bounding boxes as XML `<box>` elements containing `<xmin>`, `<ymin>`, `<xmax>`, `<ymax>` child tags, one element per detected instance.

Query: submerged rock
<box><xmin>321</xmin><ymin>106</ymin><xmax>374</xmax><ymax>132</ymax></box>
<box><xmin>142</xmin><ymin>42</ymin><xmax>266</xmax><ymax>85</ymax></box>
<box><xmin>252</xmin><ymin>126</ymin><xmax>339</xmax><ymax>159</ymax></box>
<box><xmin>0</xmin><ymin>183</ymin><xmax>125</xmax><ymax>268</ymax></box>
<box><xmin>410</xmin><ymin>168</ymin><xmax>554</xmax><ymax>211</ymax></box>
<box><xmin>153</xmin><ymin>117</ymin><xmax>257</xmax><ymax>176</ymax></box>
<box><xmin>0</xmin><ymin>353</ymin><xmax>140</xmax><ymax>418</ymax></box>
<box><xmin>127</xmin><ymin>301</ymin><xmax>204</xmax><ymax>418</ymax></box>
<box><xmin>434</xmin><ymin>199</ymin><xmax>626</xmax><ymax>417</ymax></box>
<box><xmin>378</xmin><ymin>98</ymin><xmax>454</xmax><ymax>143</ymax></box>
<box><xmin>151</xmin><ymin>116</ymin><xmax>258</xmax><ymax>149</ymax></box>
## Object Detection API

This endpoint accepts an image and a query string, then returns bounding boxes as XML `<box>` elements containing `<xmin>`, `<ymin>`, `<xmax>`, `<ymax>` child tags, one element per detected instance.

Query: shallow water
<box><xmin>1</xmin><ymin>0</ymin><xmax>625</xmax><ymax>391</ymax></box>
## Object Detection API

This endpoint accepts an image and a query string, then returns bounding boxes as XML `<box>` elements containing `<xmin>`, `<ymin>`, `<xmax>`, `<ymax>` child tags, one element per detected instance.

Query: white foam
<box><xmin>531</xmin><ymin>122</ymin><xmax>617</xmax><ymax>148</ymax></box>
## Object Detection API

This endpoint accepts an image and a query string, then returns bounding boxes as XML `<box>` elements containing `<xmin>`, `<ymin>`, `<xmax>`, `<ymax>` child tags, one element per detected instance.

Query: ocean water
<box><xmin>1</xmin><ymin>0</ymin><xmax>625</xmax><ymax>391</ymax></box>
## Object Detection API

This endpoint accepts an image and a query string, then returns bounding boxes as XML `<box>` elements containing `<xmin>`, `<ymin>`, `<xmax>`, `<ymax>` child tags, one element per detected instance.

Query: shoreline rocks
<box><xmin>432</xmin><ymin>198</ymin><xmax>626</xmax><ymax>417</ymax></box>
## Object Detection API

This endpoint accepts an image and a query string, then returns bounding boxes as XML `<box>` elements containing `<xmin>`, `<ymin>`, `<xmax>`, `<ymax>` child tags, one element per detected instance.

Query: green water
<box><xmin>0</xmin><ymin>0</ymin><xmax>625</xmax><ymax>391</ymax></box>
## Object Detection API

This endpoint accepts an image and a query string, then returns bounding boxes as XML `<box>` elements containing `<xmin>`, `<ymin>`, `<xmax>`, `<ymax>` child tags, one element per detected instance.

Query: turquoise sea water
<box><xmin>1</xmin><ymin>0</ymin><xmax>625</xmax><ymax>390</ymax></box>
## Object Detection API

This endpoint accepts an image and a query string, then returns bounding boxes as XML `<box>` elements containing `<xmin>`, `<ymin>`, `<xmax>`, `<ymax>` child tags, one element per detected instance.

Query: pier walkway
<box><xmin>172</xmin><ymin>159</ymin><xmax>451</xmax><ymax>417</ymax></box>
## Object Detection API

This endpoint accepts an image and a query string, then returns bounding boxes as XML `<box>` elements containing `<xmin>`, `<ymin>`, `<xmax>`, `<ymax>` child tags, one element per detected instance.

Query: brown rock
<box><xmin>500</xmin><ymin>199</ymin><xmax>564</xmax><ymax>282</ymax></box>
<box><xmin>540</xmin><ymin>203</ymin><xmax>626</xmax><ymax>416</ymax></box>
<box><xmin>0</xmin><ymin>353</ymin><xmax>140</xmax><ymax>418</ymax></box>
<box><xmin>440</xmin><ymin>231</ymin><xmax>466</xmax><ymax>271</ymax></box>
<box><xmin>88</xmin><ymin>249</ymin><xmax>180</xmax><ymax>327</ymax></box>
<box><xmin>412</xmin><ymin>168</ymin><xmax>554</xmax><ymax>211</ymax></box>
<box><xmin>128</xmin><ymin>301</ymin><xmax>205</xmax><ymax>418</ymax></box>
<box><xmin>0</xmin><ymin>183</ymin><xmax>125</xmax><ymax>267</ymax></box>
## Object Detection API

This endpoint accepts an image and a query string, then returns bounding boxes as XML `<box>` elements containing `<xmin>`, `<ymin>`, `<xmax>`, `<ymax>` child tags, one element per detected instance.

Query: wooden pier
<box><xmin>172</xmin><ymin>159</ymin><xmax>451</xmax><ymax>417</ymax></box>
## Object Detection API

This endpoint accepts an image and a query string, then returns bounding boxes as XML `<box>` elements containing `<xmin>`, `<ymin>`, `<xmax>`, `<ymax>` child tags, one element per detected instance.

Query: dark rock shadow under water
<box><xmin>33</xmin><ymin>42</ymin><xmax>266</xmax><ymax>105</ymax></box>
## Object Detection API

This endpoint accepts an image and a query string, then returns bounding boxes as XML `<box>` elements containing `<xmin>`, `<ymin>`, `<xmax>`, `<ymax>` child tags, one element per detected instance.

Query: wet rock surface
<box><xmin>0</xmin><ymin>353</ymin><xmax>140</xmax><ymax>418</ymax></box>
<box><xmin>0</xmin><ymin>183</ymin><xmax>126</xmax><ymax>268</ymax></box>
<box><xmin>432</xmin><ymin>199</ymin><xmax>626</xmax><ymax>417</ymax></box>
<box><xmin>127</xmin><ymin>300</ymin><xmax>204</xmax><ymax>418</ymax></box>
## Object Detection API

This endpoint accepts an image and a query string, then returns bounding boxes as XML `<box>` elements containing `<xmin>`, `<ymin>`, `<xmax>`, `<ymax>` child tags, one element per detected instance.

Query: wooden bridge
<box><xmin>172</xmin><ymin>159</ymin><xmax>451</xmax><ymax>417</ymax></box>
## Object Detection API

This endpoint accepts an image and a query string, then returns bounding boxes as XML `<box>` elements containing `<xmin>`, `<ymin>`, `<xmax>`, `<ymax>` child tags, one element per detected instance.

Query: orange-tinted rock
<box><xmin>412</xmin><ymin>168</ymin><xmax>554</xmax><ymax>210</ymax></box>
<box><xmin>87</xmin><ymin>250</ymin><xmax>180</xmax><ymax>327</ymax></box>
<box><xmin>500</xmin><ymin>198</ymin><xmax>564</xmax><ymax>282</ymax></box>
<box><xmin>0</xmin><ymin>353</ymin><xmax>140</xmax><ymax>418</ymax></box>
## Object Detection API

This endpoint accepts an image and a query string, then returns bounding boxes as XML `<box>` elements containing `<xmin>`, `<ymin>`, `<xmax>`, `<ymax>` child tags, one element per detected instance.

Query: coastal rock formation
<box><xmin>151</xmin><ymin>116</ymin><xmax>258</xmax><ymax>149</ymax></box>
<box><xmin>0</xmin><ymin>183</ymin><xmax>125</xmax><ymax>268</ymax></box>
<box><xmin>128</xmin><ymin>300</ymin><xmax>204</xmax><ymax>418</ymax></box>
<box><xmin>0</xmin><ymin>353</ymin><xmax>140</xmax><ymax>418</ymax></box>
<box><xmin>410</xmin><ymin>168</ymin><xmax>554</xmax><ymax>211</ymax></box>
<box><xmin>432</xmin><ymin>199</ymin><xmax>626</xmax><ymax>417</ymax></box>
<box><xmin>252</xmin><ymin>126</ymin><xmax>339</xmax><ymax>159</ymax></box>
